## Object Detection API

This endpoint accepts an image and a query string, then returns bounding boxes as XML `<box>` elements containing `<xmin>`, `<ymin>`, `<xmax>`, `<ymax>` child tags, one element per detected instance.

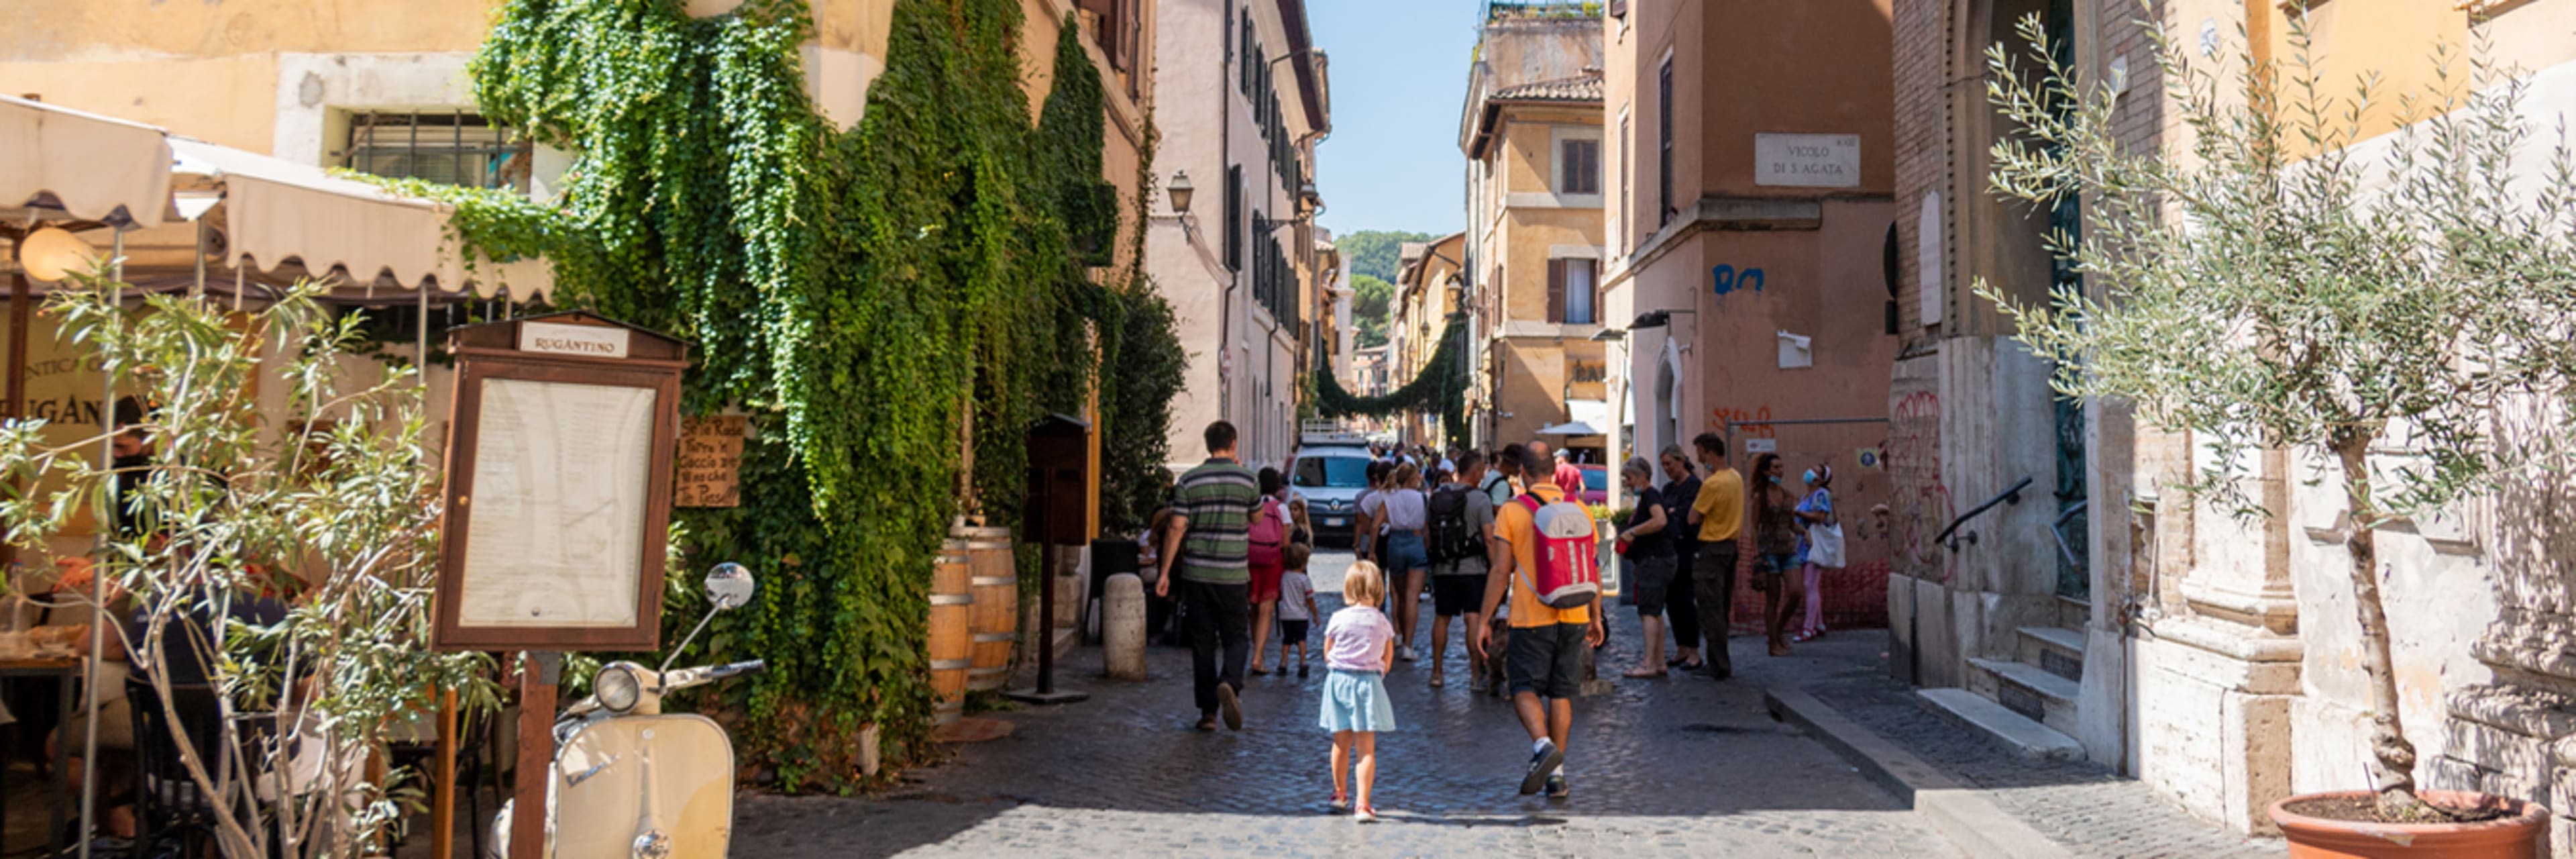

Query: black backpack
<box><xmin>1427</xmin><ymin>485</ymin><xmax>1481</xmax><ymax>565</ymax></box>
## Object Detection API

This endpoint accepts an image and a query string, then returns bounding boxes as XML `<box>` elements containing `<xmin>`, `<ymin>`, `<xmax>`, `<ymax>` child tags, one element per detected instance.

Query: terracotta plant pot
<box><xmin>2268</xmin><ymin>790</ymin><xmax>2549</xmax><ymax>859</ymax></box>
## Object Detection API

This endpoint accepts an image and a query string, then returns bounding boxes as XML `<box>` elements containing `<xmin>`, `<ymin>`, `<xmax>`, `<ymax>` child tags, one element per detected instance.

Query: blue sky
<box><xmin>1309</xmin><ymin>0</ymin><xmax>1481</xmax><ymax>238</ymax></box>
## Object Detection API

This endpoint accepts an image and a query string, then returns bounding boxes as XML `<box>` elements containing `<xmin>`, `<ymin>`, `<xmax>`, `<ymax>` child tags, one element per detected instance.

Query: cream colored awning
<box><xmin>1</xmin><ymin>97</ymin><xmax>551</xmax><ymax>302</ymax></box>
<box><xmin>170</xmin><ymin>138</ymin><xmax>553</xmax><ymax>302</ymax></box>
<box><xmin>0</xmin><ymin>95</ymin><xmax>176</xmax><ymax>228</ymax></box>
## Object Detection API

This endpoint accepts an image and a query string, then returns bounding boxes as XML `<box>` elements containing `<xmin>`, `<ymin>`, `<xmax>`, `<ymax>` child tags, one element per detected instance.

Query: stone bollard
<box><xmin>1102</xmin><ymin>572</ymin><xmax>1147</xmax><ymax>680</ymax></box>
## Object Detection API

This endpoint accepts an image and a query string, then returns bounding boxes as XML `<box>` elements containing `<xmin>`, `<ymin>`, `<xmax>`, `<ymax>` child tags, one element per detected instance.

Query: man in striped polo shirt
<box><xmin>1156</xmin><ymin>420</ymin><xmax>1262</xmax><ymax>731</ymax></box>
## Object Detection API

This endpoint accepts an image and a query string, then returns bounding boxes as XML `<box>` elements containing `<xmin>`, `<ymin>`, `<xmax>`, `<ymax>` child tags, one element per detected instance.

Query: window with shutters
<box><xmin>1546</xmin><ymin>258</ymin><xmax>1600</xmax><ymax>325</ymax></box>
<box><xmin>1658</xmin><ymin>57</ymin><xmax>1674</xmax><ymax>225</ymax></box>
<box><xmin>1225</xmin><ymin>165</ymin><xmax>1244</xmax><ymax>271</ymax></box>
<box><xmin>1558</xmin><ymin>138</ymin><xmax>1600</xmax><ymax>195</ymax></box>
<box><xmin>1565</xmin><ymin>258</ymin><xmax>1597</xmax><ymax>325</ymax></box>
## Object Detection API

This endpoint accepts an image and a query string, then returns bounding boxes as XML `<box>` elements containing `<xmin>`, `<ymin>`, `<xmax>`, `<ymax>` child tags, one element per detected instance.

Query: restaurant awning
<box><xmin>1536</xmin><ymin>421</ymin><xmax>1603</xmax><ymax>436</ymax></box>
<box><xmin>167</xmin><ymin>139</ymin><xmax>551</xmax><ymax>302</ymax></box>
<box><xmin>0</xmin><ymin>95</ymin><xmax>176</xmax><ymax>229</ymax></box>
<box><xmin>3</xmin><ymin>95</ymin><xmax>553</xmax><ymax>303</ymax></box>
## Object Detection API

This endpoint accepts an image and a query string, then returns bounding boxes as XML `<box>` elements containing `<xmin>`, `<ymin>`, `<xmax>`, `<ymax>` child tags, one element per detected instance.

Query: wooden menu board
<box><xmin>676</xmin><ymin>415</ymin><xmax>747</xmax><ymax>508</ymax></box>
<box><xmin>433</xmin><ymin>313</ymin><xmax>690</xmax><ymax>652</ymax></box>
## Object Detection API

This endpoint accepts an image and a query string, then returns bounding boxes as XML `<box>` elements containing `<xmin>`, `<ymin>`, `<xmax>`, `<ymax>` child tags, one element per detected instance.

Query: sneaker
<box><xmin>1297</xmin><ymin>664</ymin><xmax>1310</xmax><ymax>679</ymax></box>
<box><xmin>1329</xmin><ymin>795</ymin><xmax>1350</xmax><ymax>813</ymax></box>
<box><xmin>1195</xmin><ymin>714</ymin><xmax>1218</xmax><ymax>732</ymax></box>
<box><xmin>1216</xmin><ymin>682</ymin><xmax>1244</xmax><ymax>731</ymax></box>
<box><xmin>1546</xmin><ymin>772</ymin><xmax>1569</xmax><ymax>798</ymax></box>
<box><xmin>1399</xmin><ymin>644</ymin><xmax>1419</xmax><ymax>662</ymax></box>
<box><xmin>1354</xmin><ymin>805</ymin><xmax>1380</xmax><ymax>823</ymax></box>
<box><xmin>1428</xmin><ymin>671</ymin><xmax>1445</xmax><ymax>688</ymax></box>
<box><xmin>1520</xmin><ymin>740</ymin><xmax>1564</xmax><ymax>795</ymax></box>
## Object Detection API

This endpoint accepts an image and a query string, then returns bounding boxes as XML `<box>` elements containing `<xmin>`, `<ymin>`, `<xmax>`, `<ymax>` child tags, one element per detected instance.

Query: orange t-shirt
<box><xmin>1493</xmin><ymin>483</ymin><xmax>1595</xmax><ymax>629</ymax></box>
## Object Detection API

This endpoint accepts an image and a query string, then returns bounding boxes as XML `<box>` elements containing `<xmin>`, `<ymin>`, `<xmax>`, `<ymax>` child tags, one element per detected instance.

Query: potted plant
<box><xmin>1980</xmin><ymin>13</ymin><xmax>2575</xmax><ymax>856</ymax></box>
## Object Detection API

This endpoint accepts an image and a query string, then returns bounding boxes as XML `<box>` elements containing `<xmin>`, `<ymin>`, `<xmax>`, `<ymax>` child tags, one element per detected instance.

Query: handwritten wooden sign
<box><xmin>676</xmin><ymin>415</ymin><xmax>747</xmax><ymax>508</ymax></box>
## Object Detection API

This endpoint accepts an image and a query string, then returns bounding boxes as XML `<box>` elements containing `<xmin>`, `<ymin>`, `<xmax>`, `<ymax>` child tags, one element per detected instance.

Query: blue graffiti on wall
<box><xmin>1712</xmin><ymin>264</ymin><xmax>1766</xmax><ymax>297</ymax></box>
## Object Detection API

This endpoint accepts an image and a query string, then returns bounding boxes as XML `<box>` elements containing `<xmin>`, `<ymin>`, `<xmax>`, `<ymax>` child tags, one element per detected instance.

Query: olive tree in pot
<box><xmin>1980</xmin><ymin>13</ymin><xmax>2576</xmax><ymax>855</ymax></box>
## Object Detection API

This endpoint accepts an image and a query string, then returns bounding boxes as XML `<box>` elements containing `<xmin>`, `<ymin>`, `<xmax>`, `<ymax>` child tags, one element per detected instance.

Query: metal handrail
<box><xmin>1935</xmin><ymin>476</ymin><xmax>2032</xmax><ymax>550</ymax></box>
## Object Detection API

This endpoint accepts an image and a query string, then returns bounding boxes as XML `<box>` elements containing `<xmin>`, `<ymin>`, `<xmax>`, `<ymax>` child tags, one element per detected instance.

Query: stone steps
<box><xmin>1915</xmin><ymin>687</ymin><xmax>2082</xmax><ymax>760</ymax></box>
<box><xmin>2017</xmin><ymin>625</ymin><xmax>2085</xmax><ymax>683</ymax></box>
<box><xmin>1966</xmin><ymin>656</ymin><xmax>2082</xmax><ymax>738</ymax></box>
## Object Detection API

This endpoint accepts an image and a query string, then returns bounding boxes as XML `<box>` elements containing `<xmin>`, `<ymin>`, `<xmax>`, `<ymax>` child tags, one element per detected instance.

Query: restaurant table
<box><xmin>0</xmin><ymin>656</ymin><xmax>80</xmax><ymax>858</ymax></box>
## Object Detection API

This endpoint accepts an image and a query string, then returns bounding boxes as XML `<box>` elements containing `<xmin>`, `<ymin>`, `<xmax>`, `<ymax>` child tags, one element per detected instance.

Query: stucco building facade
<box><xmin>1595</xmin><ymin>0</ymin><xmax>1898</xmax><ymax>625</ymax></box>
<box><xmin>1889</xmin><ymin>0</ymin><xmax>2576</xmax><ymax>848</ymax></box>
<box><xmin>1146</xmin><ymin>0</ymin><xmax>1330</xmax><ymax>474</ymax></box>
<box><xmin>1389</xmin><ymin>232</ymin><xmax>1464</xmax><ymax>448</ymax></box>
<box><xmin>1459</xmin><ymin>11</ymin><xmax>1606</xmax><ymax>457</ymax></box>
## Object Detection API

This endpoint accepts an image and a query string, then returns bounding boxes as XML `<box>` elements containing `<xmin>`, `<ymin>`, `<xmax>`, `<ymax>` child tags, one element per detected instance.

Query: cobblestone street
<box><xmin>735</xmin><ymin>552</ymin><xmax>1960</xmax><ymax>858</ymax></box>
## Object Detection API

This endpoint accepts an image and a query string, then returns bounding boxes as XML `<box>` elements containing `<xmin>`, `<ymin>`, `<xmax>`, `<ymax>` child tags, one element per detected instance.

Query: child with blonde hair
<box><xmin>1321</xmin><ymin>561</ymin><xmax>1399</xmax><ymax>821</ymax></box>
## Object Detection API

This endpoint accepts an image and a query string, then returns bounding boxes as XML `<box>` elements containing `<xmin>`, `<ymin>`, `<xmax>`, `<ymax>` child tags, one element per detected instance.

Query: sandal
<box><xmin>1329</xmin><ymin>795</ymin><xmax>1350</xmax><ymax>813</ymax></box>
<box><xmin>1428</xmin><ymin>671</ymin><xmax>1446</xmax><ymax>688</ymax></box>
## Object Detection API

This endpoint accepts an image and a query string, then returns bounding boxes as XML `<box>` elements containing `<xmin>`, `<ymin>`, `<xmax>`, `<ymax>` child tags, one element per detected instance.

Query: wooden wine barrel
<box><xmin>928</xmin><ymin>540</ymin><xmax>974</xmax><ymax>725</ymax></box>
<box><xmin>961</xmin><ymin>525</ymin><xmax>1018</xmax><ymax>691</ymax></box>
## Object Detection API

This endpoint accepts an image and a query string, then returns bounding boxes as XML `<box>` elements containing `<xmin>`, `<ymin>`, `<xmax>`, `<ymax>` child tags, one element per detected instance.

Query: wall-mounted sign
<box><xmin>1744</xmin><ymin>438</ymin><xmax>1778</xmax><ymax>454</ymax></box>
<box><xmin>1856</xmin><ymin>447</ymin><xmax>1884</xmax><ymax>470</ymax></box>
<box><xmin>435</xmin><ymin>312</ymin><xmax>691</xmax><ymax>652</ymax></box>
<box><xmin>1756</xmin><ymin>133</ymin><xmax>1862</xmax><ymax>188</ymax></box>
<box><xmin>676</xmin><ymin>415</ymin><xmax>748</xmax><ymax>508</ymax></box>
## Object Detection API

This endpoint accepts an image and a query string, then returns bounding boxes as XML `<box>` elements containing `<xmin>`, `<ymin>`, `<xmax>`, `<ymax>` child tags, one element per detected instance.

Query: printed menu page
<box><xmin>458</xmin><ymin>378</ymin><xmax>657</xmax><ymax>628</ymax></box>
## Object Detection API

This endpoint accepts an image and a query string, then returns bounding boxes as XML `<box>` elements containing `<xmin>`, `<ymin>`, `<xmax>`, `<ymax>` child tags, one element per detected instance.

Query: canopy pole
<box><xmin>417</xmin><ymin>287</ymin><xmax>429</xmax><ymax>371</ymax></box>
<box><xmin>4</xmin><ymin>240</ymin><xmax>28</xmax><ymax>580</ymax></box>
<box><xmin>78</xmin><ymin>231</ymin><xmax>123</xmax><ymax>859</ymax></box>
<box><xmin>192</xmin><ymin>218</ymin><xmax>206</xmax><ymax>301</ymax></box>
<box><xmin>232</xmin><ymin>261</ymin><xmax>244</xmax><ymax>314</ymax></box>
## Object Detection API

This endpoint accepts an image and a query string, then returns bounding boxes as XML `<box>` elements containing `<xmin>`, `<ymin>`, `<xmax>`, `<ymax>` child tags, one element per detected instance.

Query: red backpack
<box><xmin>1514</xmin><ymin>493</ymin><xmax>1601</xmax><ymax>609</ymax></box>
<box><xmin>1248</xmin><ymin>497</ymin><xmax>1287</xmax><ymax>568</ymax></box>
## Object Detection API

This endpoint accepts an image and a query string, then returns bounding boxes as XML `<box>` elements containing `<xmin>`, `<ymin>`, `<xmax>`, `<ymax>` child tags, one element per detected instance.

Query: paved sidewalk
<box><xmin>1781</xmin><ymin>636</ymin><xmax>2286</xmax><ymax>859</ymax></box>
<box><xmin>735</xmin><ymin>552</ymin><xmax>1960</xmax><ymax>858</ymax></box>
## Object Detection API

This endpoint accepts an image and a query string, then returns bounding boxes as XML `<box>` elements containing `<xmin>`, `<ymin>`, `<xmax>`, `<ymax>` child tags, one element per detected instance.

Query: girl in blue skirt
<box><xmin>1321</xmin><ymin>561</ymin><xmax>1399</xmax><ymax>821</ymax></box>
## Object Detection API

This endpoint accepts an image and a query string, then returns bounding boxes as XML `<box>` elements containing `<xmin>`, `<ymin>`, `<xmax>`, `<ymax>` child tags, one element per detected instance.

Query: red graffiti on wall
<box><xmin>1888</xmin><ymin>391</ymin><xmax>1952</xmax><ymax>583</ymax></box>
<box><xmin>1711</xmin><ymin>405</ymin><xmax>1775</xmax><ymax>437</ymax></box>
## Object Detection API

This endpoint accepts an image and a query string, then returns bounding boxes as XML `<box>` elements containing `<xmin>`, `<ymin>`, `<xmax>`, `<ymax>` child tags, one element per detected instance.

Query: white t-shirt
<box><xmin>1362</xmin><ymin>488</ymin><xmax>1428</xmax><ymax>532</ymax></box>
<box><xmin>1278</xmin><ymin>570</ymin><xmax>1316</xmax><ymax>621</ymax></box>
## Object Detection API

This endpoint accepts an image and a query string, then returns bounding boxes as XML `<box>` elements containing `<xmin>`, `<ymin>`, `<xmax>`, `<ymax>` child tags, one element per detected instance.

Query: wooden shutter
<box><xmin>1546</xmin><ymin>259</ymin><xmax>1567</xmax><ymax>323</ymax></box>
<box><xmin>1608</xmin><ymin>0</ymin><xmax>1627</xmax><ymax>17</ymax></box>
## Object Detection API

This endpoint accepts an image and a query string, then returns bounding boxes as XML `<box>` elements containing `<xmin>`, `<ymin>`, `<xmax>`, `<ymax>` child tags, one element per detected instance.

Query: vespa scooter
<box><xmin>491</xmin><ymin>562</ymin><xmax>767</xmax><ymax>859</ymax></box>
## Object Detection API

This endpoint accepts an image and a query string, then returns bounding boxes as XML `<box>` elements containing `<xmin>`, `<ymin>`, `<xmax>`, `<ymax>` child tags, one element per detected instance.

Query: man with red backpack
<box><xmin>1470</xmin><ymin>444</ymin><xmax>1604</xmax><ymax>799</ymax></box>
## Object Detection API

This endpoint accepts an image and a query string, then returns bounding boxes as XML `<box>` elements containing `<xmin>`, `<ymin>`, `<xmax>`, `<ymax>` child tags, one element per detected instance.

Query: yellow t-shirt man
<box><xmin>1693</xmin><ymin>467</ymin><xmax>1745</xmax><ymax>544</ymax></box>
<box><xmin>1492</xmin><ymin>483</ymin><xmax>1594</xmax><ymax>629</ymax></box>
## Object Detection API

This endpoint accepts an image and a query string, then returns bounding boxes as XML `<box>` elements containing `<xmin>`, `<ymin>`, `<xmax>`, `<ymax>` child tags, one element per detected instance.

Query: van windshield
<box><xmin>1294</xmin><ymin>456</ymin><xmax>1371</xmax><ymax>489</ymax></box>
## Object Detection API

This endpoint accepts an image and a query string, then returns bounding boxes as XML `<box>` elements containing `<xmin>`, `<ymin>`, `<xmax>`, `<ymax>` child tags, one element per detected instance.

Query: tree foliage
<box><xmin>1314</xmin><ymin>318</ymin><xmax>1470</xmax><ymax>449</ymax></box>
<box><xmin>1979</xmin><ymin>14</ymin><xmax>2576</xmax><ymax>815</ymax></box>
<box><xmin>1334</xmin><ymin>230</ymin><xmax>1436</xmax><ymax>283</ymax></box>
<box><xmin>1350</xmin><ymin>273</ymin><xmax>1393</xmax><ymax>348</ymax></box>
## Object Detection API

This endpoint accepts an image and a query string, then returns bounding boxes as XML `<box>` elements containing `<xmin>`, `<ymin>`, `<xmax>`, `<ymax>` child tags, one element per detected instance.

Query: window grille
<box><xmin>343</xmin><ymin>110</ymin><xmax>529</xmax><ymax>191</ymax></box>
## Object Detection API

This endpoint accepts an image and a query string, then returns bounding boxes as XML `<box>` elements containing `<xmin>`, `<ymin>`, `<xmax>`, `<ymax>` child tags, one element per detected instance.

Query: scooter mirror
<box><xmin>706</xmin><ymin>562</ymin><xmax>756</xmax><ymax>611</ymax></box>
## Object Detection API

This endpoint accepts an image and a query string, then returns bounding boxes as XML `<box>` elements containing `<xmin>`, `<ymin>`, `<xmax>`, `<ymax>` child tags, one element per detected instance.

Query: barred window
<box><xmin>343</xmin><ymin>110</ymin><xmax>530</xmax><ymax>191</ymax></box>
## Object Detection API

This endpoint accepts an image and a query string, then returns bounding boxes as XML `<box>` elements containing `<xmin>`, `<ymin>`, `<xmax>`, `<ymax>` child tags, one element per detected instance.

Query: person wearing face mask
<box><xmin>1747</xmin><ymin>453</ymin><xmax>1801</xmax><ymax>657</ymax></box>
<box><xmin>1792</xmin><ymin>464</ymin><xmax>1840</xmax><ymax>642</ymax></box>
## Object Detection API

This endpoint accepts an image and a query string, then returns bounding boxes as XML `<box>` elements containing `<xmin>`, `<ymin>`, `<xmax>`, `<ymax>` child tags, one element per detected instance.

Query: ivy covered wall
<box><xmin>445</xmin><ymin>0</ymin><xmax>1177</xmax><ymax>791</ymax></box>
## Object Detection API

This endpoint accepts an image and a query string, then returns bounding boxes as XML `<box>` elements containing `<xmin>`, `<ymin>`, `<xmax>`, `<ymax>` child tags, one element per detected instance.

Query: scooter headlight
<box><xmin>596</xmin><ymin>664</ymin><xmax>643</xmax><ymax>713</ymax></box>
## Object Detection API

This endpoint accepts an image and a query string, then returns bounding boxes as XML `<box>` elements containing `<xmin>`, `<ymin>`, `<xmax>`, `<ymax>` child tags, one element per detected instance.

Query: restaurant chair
<box><xmin>126</xmin><ymin>676</ymin><xmax>233</xmax><ymax>858</ymax></box>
